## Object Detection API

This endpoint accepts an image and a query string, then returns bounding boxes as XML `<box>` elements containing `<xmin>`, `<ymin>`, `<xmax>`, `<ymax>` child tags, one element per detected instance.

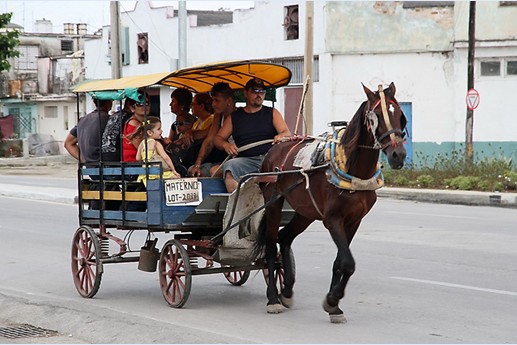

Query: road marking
<box><xmin>391</xmin><ymin>277</ymin><xmax>517</xmax><ymax>296</ymax></box>
<box><xmin>383</xmin><ymin>211</ymin><xmax>485</xmax><ymax>220</ymax></box>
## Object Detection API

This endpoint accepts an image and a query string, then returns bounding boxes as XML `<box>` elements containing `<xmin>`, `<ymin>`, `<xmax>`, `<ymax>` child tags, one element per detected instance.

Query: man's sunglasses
<box><xmin>135</xmin><ymin>102</ymin><xmax>150</xmax><ymax>107</ymax></box>
<box><xmin>173</xmin><ymin>121</ymin><xmax>192</xmax><ymax>127</ymax></box>
<box><xmin>250</xmin><ymin>88</ymin><xmax>267</xmax><ymax>94</ymax></box>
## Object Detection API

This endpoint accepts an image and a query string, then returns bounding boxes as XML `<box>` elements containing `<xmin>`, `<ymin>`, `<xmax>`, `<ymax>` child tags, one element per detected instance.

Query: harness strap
<box><xmin>378</xmin><ymin>85</ymin><xmax>397</xmax><ymax>145</ymax></box>
<box><xmin>301</xmin><ymin>170</ymin><xmax>324</xmax><ymax>218</ymax></box>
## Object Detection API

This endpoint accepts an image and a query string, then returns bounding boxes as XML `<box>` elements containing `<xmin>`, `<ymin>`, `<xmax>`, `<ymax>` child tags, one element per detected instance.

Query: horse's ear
<box><xmin>388</xmin><ymin>82</ymin><xmax>396</xmax><ymax>96</ymax></box>
<box><xmin>362</xmin><ymin>83</ymin><xmax>376</xmax><ymax>102</ymax></box>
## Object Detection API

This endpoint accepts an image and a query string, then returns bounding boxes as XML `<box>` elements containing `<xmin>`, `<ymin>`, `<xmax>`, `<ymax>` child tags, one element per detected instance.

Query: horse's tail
<box><xmin>250</xmin><ymin>212</ymin><xmax>267</xmax><ymax>260</ymax></box>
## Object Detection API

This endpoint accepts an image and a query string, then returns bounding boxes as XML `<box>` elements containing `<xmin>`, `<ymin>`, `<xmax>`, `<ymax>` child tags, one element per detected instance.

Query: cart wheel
<box><xmin>224</xmin><ymin>270</ymin><xmax>251</xmax><ymax>286</ymax></box>
<box><xmin>262</xmin><ymin>248</ymin><xmax>295</xmax><ymax>291</ymax></box>
<box><xmin>159</xmin><ymin>239</ymin><xmax>192</xmax><ymax>308</ymax></box>
<box><xmin>71</xmin><ymin>226</ymin><xmax>103</xmax><ymax>298</ymax></box>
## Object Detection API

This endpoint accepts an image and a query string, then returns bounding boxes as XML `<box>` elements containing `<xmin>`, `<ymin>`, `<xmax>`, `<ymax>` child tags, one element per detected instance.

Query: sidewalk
<box><xmin>1</xmin><ymin>154</ymin><xmax>516</xmax><ymax>208</ymax></box>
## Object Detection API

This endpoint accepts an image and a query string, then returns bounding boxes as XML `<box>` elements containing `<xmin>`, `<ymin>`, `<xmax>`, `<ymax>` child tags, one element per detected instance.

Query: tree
<box><xmin>0</xmin><ymin>13</ymin><xmax>20</xmax><ymax>73</ymax></box>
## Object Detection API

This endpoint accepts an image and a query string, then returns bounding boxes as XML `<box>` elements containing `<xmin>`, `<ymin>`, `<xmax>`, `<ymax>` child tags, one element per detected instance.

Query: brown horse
<box><xmin>253</xmin><ymin>82</ymin><xmax>407</xmax><ymax>323</ymax></box>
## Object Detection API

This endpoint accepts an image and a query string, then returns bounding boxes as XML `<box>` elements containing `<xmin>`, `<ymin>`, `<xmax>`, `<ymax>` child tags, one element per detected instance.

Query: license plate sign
<box><xmin>164</xmin><ymin>178</ymin><xmax>203</xmax><ymax>206</ymax></box>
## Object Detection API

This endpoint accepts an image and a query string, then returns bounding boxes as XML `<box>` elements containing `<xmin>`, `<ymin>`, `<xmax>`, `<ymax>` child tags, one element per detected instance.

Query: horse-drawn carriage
<box><xmin>70</xmin><ymin>60</ymin><xmax>407</xmax><ymax>322</ymax></box>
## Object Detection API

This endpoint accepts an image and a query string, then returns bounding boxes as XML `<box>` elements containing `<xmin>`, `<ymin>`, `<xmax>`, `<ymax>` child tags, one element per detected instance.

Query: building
<box><xmin>81</xmin><ymin>1</ymin><xmax>517</xmax><ymax>165</ymax></box>
<box><xmin>0</xmin><ymin>19</ymin><xmax>101</xmax><ymax>152</ymax></box>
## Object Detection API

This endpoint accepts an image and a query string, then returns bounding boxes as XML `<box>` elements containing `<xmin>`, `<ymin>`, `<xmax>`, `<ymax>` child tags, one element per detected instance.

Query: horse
<box><xmin>253</xmin><ymin>82</ymin><xmax>407</xmax><ymax>323</ymax></box>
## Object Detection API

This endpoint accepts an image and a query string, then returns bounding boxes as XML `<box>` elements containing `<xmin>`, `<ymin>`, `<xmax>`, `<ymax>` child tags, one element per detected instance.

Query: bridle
<box><xmin>363</xmin><ymin>86</ymin><xmax>405</xmax><ymax>151</ymax></box>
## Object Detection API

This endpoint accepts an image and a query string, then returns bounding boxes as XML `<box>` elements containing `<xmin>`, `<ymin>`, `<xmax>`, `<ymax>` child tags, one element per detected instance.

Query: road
<box><xmin>0</xmin><ymin>196</ymin><xmax>516</xmax><ymax>343</ymax></box>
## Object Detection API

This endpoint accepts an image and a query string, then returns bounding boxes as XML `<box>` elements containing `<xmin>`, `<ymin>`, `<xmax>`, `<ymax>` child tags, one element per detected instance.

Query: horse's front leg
<box><xmin>322</xmin><ymin>221</ymin><xmax>360</xmax><ymax>323</ymax></box>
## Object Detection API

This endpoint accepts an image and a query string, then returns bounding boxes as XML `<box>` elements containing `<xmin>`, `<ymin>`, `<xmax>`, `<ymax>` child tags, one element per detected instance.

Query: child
<box><xmin>128</xmin><ymin>117</ymin><xmax>181</xmax><ymax>183</ymax></box>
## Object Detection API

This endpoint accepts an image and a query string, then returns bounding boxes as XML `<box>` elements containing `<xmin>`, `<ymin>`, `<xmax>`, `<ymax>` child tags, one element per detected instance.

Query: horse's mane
<box><xmin>340</xmin><ymin>101</ymin><xmax>367</xmax><ymax>170</ymax></box>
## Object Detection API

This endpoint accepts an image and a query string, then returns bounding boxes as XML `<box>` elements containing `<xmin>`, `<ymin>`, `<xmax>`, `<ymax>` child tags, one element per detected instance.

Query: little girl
<box><xmin>128</xmin><ymin>117</ymin><xmax>180</xmax><ymax>182</ymax></box>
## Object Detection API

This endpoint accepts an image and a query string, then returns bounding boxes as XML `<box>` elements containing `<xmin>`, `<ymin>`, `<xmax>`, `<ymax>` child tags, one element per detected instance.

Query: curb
<box><xmin>0</xmin><ymin>155</ymin><xmax>75</xmax><ymax>167</ymax></box>
<box><xmin>0</xmin><ymin>184</ymin><xmax>77</xmax><ymax>205</ymax></box>
<box><xmin>377</xmin><ymin>187</ymin><xmax>517</xmax><ymax>209</ymax></box>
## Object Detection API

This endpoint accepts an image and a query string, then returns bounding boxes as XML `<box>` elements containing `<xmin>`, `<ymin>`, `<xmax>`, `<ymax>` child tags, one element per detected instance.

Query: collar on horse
<box><xmin>324</xmin><ymin>128</ymin><xmax>384</xmax><ymax>191</ymax></box>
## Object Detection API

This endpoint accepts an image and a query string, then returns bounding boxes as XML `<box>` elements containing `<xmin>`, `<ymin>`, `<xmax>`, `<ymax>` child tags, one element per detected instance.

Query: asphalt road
<box><xmin>0</xmin><ymin>196</ymin><xmax>516</xmax><ymax>343</ymax></box>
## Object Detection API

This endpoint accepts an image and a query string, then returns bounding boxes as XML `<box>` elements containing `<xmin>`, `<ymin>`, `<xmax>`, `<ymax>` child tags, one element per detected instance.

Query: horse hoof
<box><xmin>330</xmin><ymin>313</ymin><xmax>347</xmax><ymax>324</ymax></box>
<box><xmin>267</xmin><ymin>304</ymin><xmax>283</xmax><ymax>314</ymax></box>
<box><xmin>280</xmin><ymin>294</ymin><xmax>294</xmax><ymax>308</ymax></box>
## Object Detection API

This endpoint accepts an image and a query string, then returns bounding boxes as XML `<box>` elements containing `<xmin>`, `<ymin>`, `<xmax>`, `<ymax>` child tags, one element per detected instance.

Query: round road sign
<box><xmin>466</xmin><ymin>88</ymin><xmax>480</xmax><ymax>110</ymax></box>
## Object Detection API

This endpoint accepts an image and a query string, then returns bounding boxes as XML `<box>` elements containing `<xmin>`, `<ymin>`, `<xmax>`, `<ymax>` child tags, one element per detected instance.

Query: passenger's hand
<box><xmin>189</xmin><ymin>165</ymin><xmax>202</xmax><ymax>177</ymax></box>
<box><xmin>224</xmin><ymin>142</ymin><xmax>239</xmax><ymax>157</ymax></box>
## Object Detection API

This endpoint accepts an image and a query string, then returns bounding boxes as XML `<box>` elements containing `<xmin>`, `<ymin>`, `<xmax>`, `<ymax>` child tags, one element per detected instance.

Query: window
<box><xmin>284</xmin><ymin>5</ymin><xmax>299</xmax><ymax>40</ymax></box>
<box><xmin>121</xmin><ymin>27</ymin><xmax>130</xmax><ymax>65</ymax></box>
<box><xmin>506</xmin><ymin>60</ymin><xmax>517</xmax><ymax>75</ymax></box>
<box><xmin>44</xmin><ymin>106</ymin><xmax>58</xmax><ymax>118</ymax></box>
<box><xmin>480</xmin><ymin>61</ymin><xmax>501</xmax><ymax>76</ymax></box>
<box><xmin>499</xmin><ymin>1</ymin><xmax>517</xmax><ymax>6</ymax></box>
<box><xmin>61</xmin><ymin>40</ymin><xmax>73</xmax><ymax>52</ymax></box>
<box><xmin>479</xmin><ymin>58</ymin><xmax>517</xmax><ymax>77</ymax></box>
<box><xmin>14</xmin><ymin>45</ymin><xmax>38</xmax><ymax>71</ymax></box>
<box><xmin>266</xmin><ymin>56</ymin><xmax>319</xmax><ymax>84</ymax></box>
<box><xmin>137</xmin><ymin>33</ymin><xmax>149</xmax><ymax>64</ymax></box>
<box><xmin>63</xmin><ymin>106</ymin><xmax>69</xmax><ymax>130</ymax></box>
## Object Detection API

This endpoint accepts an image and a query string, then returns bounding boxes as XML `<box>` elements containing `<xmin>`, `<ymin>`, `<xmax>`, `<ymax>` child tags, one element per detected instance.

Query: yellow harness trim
<box><xmin>324</xmin><ymin>128</ymin><xmax>384</xmax><ymax>191</ymax></box>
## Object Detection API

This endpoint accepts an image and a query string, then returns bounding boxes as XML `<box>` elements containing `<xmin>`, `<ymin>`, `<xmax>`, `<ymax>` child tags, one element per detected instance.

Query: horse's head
<box><xmin>362</xmin><ymin>82</ymin><xmax>407</xmax><ymax>169</ymax></box>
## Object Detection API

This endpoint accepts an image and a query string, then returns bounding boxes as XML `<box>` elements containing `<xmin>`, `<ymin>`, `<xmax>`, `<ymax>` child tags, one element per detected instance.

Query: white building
<box><xmin>82</xmin><ymin>1</ymin><xmax>517</xmax><ymax>165</ymax></box>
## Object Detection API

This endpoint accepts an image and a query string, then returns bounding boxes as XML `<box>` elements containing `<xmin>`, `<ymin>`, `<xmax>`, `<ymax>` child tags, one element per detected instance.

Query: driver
<box><xmin>214</xmin><ymin>78</ymin><xmax>291</xmax><ymax>192</ymax></box>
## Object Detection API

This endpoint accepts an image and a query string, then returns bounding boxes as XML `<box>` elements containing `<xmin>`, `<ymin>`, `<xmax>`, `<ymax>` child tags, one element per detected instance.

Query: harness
<box><xmin>324</xmin><ymin>128</ymin><xmax>384</xmax><ymax>191</ymax></box>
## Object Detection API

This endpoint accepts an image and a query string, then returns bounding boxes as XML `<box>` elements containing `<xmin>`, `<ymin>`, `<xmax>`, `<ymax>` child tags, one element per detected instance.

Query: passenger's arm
<box><xmin>272</xmin><ymin>108</ymin><xmax>291</xmax><ymax>143</ymax></box>
<box><xmin>64</xmin><ymin>132</ymin><xmax>79</xmax><ymax>161</ymax></box>
<box><xmin>190</xmin><ymin>114</ymin><xmax>222</xmax><ymax>176</ymax></box>
<box><xmin>135</xmin><ymin>141</ymin><xmax>143</xmax><ymax>161</ymax></box>
<box><xmin>155</xmin><ymin>141</ymin><xmax>179</xmax><ymax>176</ymax></box>
<box><xmin>214</xmin><ymin>115</ymin><xmax>238</xmax><ymax>156</ymax></box>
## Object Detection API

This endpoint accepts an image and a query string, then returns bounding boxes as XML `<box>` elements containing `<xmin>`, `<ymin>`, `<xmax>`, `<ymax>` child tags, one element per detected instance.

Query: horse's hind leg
<box><xmin>322</xmin><ymin>221</ymin><xmax>361</xmax><ymax>323</ymax></box>
<box><xmin>264</xmin><ymin>196</ymin><xmax>284</xmax><ymax>314</ymax></box>
<box><xmin>277</xmin><ymin>213</ymin><xmax>313</xmax><ymax>308</ymax></box>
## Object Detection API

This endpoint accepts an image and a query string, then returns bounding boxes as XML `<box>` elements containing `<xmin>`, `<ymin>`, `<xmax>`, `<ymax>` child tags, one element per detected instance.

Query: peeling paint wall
<box><xmin>325</xmin><ymin>1</ymin><xmax>454</xmax><ymax>53</ymax></box>
<box><xmin>454</xmin><ymin>2</ymin><xmax>517</xmax><ymax>41</ymax></box>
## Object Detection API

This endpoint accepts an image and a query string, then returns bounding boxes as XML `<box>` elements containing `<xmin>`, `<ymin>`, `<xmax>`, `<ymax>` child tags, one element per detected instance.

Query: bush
<box><xmin>382</xmin><ymin>147</ymin><xmax>516</xmax><ymax>192</ymax></box>
<box><xmin>416</xmin><ymin>174</ymin><xmax>434</xmax><ymax>188</ymax></box>
<box><xmin>446</xmin><ymin>176</ymin><xmax>480</xmax><ymax>190</ymax></box>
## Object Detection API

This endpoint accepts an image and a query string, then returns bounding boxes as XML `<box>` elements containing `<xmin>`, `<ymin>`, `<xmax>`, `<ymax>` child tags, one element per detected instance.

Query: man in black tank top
<box><xmin>214</xmin><ymin>78</ymin><xmax>291</xmax><ymax>192</ymax></box>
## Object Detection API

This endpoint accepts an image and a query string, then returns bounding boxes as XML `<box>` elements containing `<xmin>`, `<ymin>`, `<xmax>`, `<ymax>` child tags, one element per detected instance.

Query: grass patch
<box><xmin>383</xmin><ymin>148</ymin><xmax>516</xmax><ymax>192</ymax></box>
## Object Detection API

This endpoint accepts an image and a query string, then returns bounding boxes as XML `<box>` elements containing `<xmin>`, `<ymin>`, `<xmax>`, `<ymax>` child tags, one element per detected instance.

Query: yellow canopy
<box><xmin>158</xmin><ymin>60</ymin><xmax>292</xmax><ymax>93</ymax></box>
<box><xmin>72</xmin><ymin>72</ymin><xmax>171</xmax><ymax>93</ymax></box>
<box><xmin>72</xmin><ymin>60</ymin><xmax>292</xmax><ymax>93</ymax></box>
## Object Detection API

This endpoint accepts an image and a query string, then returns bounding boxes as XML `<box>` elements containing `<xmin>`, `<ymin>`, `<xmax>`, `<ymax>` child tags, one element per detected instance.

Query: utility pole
<box><xmin>465</xmin><ymin>1</ymin><xmax>476</xmax><ymax>163</ymax></box>
<box><xmin>178</xmin><ymin>1</ymin><xmax>187</xmax><ymax>69</ymax></box>
<box><xmin>303</xmin><ymin>1</ymin><xmax>314</xmax><ymax>135</ymax></box>
<box><xmin>110</xmin><ymin>1</ymin><xmax>122</xmax><ymax>78</ymax></box>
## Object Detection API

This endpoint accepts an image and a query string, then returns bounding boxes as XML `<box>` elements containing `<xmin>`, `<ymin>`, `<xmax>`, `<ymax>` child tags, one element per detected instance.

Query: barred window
<box><xmin>61</xmin><ymin>40</ymin><xmax>74</xmax><ymax>52</ymax></box>
<box><xmin>266</xmin><ymin>56</ymin><xmax>319</xmax><ymax>84</ymax></box>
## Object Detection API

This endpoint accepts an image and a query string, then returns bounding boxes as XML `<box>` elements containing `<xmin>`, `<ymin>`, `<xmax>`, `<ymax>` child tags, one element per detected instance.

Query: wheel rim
<box><xmin>159</xmin><ymin>240</ymin><xmax>191</xmax><ymax>308</ymax></box>
<box><xmin>262</xmin><ymin>248</ymin><xmax>295</xmax><ymax>291</ymax></box>
<box><xmin>71</xmin><ymin>226</ymin><xmax>102</xmax><ymax>298</ymax></box>
<box><xmin>224</xmin><ymin>270</ymin><xmax>250</xmax><ymax>286</ymax></box>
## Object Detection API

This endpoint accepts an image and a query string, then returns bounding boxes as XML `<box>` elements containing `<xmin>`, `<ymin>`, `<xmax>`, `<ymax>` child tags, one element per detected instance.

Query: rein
<box><xmin>210</xmin><ymin>164</ymin><xmax>329</xmax><ymax>244</ymax></box>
